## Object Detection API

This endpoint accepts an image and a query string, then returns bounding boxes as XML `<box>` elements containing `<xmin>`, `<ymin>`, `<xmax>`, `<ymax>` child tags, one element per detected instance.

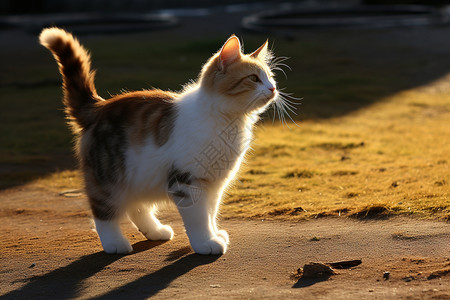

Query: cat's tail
<box><xmin>39</xmin><ymin>27</ymin><xmax>101</xmax><ymax>131</ymax></box>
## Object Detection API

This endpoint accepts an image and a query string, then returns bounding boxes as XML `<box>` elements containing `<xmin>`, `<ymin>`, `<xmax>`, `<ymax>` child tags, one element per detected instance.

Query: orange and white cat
<box><xmin>40</xmin><ymin>27</ymin><xmax>290</xmax><ymax>255</ymax></box>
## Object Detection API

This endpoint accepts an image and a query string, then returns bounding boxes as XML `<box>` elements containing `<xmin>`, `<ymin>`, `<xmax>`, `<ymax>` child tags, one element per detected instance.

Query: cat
<box><xmin>39</xmin><ymin>27</ymin><xmax>285</xmax><ymax>255</ymax></box>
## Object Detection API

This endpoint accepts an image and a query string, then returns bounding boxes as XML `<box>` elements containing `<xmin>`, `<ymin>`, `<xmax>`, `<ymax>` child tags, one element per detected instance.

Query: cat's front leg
<box><xmin>168</xmin><ymin>171</ymin><xmax>227</xmax><ymax>255</ymax></box>
<box><xmin>178</xmin><ymin>204</ymin><xmax>228</xmax><ymax>255</ymax></box>
<box><xmin>127</xmin><ymin>204</ymin><xmax>174</xmax><ymax>241</ymax></box>
<box><xmin>178</xmin><ymin>203</ymin><xmax>227</xmax><ymax>255</ymax></box>
<box><xmin>211</xmin><ymin>216</ymin><xmax>229</xmax><ymax>244</ymax></box>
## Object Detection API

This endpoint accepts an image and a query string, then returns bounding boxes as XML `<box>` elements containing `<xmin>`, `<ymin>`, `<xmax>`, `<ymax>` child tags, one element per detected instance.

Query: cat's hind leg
<box><xmin>88</xmin><ymin>190</ymin><xmax>132</xmax><ymax>254</ymax></box>
<box><xmin>94</xmin><ymin>218</ymin><xmax>133</xmax><ymax>254</ymax></box>
<box><xmin>128</xmin><ymin>204</ymin><xmax>174</xmax><ymax>241</ymax></box>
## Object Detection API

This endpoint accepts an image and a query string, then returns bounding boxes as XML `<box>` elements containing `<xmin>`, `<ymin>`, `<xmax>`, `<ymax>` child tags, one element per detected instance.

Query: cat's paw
<box><xmin>142</xmin><ymin>225</ymin><xmax>174</xmax><ymax>241</ymax></box>
<box><xmin>102</xmin><ymin>237</ymin><xmax>133</xmax><ymax>254</ymax></box>
<box><xmin>191</xmin><ymin>236</ymin><xmax>227</xmax><ymax>255</ymax></box>
<box><xmin>216</xmin><ymin>229</ymin><xmax>229</xmax><ymax>244</ymax></box>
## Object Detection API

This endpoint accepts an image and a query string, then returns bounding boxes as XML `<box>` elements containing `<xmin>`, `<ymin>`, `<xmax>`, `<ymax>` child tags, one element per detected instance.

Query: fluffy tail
<box><xmin>39</xmin><ymin>27</ymin><xmax>101</xmax><ymax>131</ymax></box>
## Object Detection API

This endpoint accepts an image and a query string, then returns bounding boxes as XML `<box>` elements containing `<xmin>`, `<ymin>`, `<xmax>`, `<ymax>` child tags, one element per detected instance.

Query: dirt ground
<box><xmin>0</xmin><ymin>186</ymin><xmax>449</xmax><ymax>299</ymax></box>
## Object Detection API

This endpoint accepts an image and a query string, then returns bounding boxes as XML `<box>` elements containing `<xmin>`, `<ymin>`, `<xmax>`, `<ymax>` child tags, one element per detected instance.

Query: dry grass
<box><xmin>32</xmin><ymin>170</ymin><xmax>82</xmax><ymax>192</ymax></box>
<box><xmin>224</xmin><ymin>86</ymin><xmax>450</xmax><ymax>220</ymax></box>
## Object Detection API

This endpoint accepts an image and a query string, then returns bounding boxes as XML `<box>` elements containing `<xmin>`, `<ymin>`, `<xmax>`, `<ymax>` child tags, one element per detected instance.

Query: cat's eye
<box><xmin>248</xmin><ymin>74</ymin><xmax>261</xmax><ymax>83</ymax></box>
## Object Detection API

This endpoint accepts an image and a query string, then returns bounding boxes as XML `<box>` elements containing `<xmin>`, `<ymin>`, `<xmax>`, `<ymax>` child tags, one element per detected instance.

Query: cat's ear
<box><xmin>250</xmin><ymin>39</ymin><xmax>269</xmax><ymax>60</ymax></box>
<box><xmin>219</xmin><ymin>35</ymin><xmax>241</xmax><ymax>70</ymax></box>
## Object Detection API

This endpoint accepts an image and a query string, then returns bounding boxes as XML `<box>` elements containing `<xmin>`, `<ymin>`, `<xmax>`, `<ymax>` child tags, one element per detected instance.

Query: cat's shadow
<box><xmin>3</xmin><ymin>241</ymin><xmax>219</xmax><ymax>300</ymax></box>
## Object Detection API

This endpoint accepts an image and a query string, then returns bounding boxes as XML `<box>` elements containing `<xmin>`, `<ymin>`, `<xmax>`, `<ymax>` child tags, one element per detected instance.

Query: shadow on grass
<box><xmin>0</xmin><ymin>161</ymin><xmax>77</xmax><ymax>191</ymax></box>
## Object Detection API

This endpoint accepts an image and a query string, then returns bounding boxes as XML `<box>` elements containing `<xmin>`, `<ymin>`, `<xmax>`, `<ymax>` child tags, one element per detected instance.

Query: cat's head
<box><xmin>199</xmin><ymin>35</ymin><xmax>277</xmax><ymax>114</ymax></box>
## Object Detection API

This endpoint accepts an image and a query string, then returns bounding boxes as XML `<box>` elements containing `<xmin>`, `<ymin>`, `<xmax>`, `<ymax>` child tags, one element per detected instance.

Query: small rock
<box><xmin>402</xmin><ymin>276</ymin><xmax>415</xmax><ymax>282</ymax></box>
<box><xmin>28</xmin><ymin>263</ymin><xmax>36</xmax><ymax>268</ymax></box>
<box><xmin>59</xmin><ymin>189</ymin><xmax>83</xmax><ymax>197</ymax></box>
<box><xmin>383</xmin><ymin>271</ymin><xmax>390</xmax><ymax>280</ymax></box>
<box><xmin>427</xmin><ymin>268</ymin><xmax>450</xmax><ymax>280</ymax></box>
<box><xmin>302</xmin><ymin>262</ymin><xmax>335</xmax><ymax>278</ymax></box>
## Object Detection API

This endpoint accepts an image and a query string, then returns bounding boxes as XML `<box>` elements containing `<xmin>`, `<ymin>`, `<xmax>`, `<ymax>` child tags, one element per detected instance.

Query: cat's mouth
<box><xmin>264</xmin><ymin>90</ymin><xmax>278</xmax><ymax>103</ymax></box>
<box><xmin>250</xmin><ymin>93</ymin><xmax>276</xmax><ymax>111</ymax></box>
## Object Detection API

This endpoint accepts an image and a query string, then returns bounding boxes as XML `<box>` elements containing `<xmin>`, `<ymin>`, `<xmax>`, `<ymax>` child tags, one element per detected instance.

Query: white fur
<box><xmin>39</xmin><ymin>27</ymin><xmax>68</xmax><ymax>49</ymax></box>
<box><xmin>94</xmin><ymin>218</ymin><xmax>133</xmax><ymax>254</ymax></box>
<box><xmin>128</xmin><ymin>203</ymin><xmax>174</xmax><ymax>240</ymax></box>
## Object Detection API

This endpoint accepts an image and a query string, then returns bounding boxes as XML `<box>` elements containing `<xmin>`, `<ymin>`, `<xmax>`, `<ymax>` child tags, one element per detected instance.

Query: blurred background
<box><xmin>1</xmin><ymin>0</ymin><xmax>450</xmax><ymax>14</ymax></box>
<box><xmin>0</xmin><ymin>0</ymin><xmax>449</xmax><ymax>219</ymax></box>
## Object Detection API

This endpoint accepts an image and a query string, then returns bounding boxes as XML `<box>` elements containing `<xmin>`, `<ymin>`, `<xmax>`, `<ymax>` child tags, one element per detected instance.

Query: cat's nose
<box><xmin>269</xmin><ymin>87</ymin><xmax>275</xmax><ymax>93</ymax></box>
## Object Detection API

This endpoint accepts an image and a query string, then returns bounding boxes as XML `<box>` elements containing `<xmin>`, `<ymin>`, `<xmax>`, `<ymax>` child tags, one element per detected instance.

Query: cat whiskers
<box><xmin>272</xmin><ymin>90</ymin><xmax>301</xmax><ymax>128</ymax></box>
<box><xmin>268</xmin><ymin>56</ymin><xmax>301</xmax><ymax>128</ymax></box>
<box><xmin>269</xmin><ymin>56</ymin><xmax>291</xmax><ymax>79</ymax></box>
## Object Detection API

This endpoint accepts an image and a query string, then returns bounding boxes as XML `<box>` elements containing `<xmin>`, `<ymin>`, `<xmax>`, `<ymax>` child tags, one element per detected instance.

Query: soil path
<box><xmin>0</xmin><ymin>187</ymin><xmax>449</xmax><ymax>299</ymax></box>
